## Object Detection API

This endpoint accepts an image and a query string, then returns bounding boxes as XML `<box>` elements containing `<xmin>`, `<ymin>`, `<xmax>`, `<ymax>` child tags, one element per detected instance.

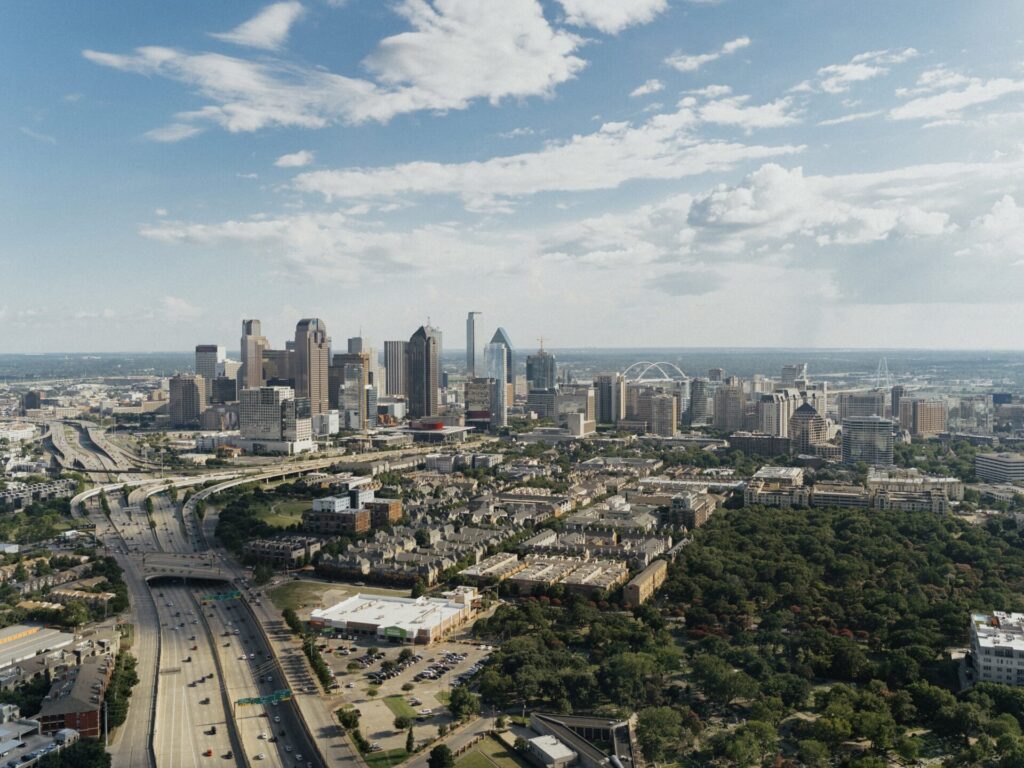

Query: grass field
<box><xmin>383</xmin><ymin>695</ymin><xmax>417</xmax><ymax>720</ymax></box>
<box><xmin>255</xmin><ymin>499</ymin><xmax>309</xmax><ymax>528</ymax></box>
<box><xmin>455</xmin><ymin>737</ymin><xmax>530</xmax><ymax>768</ymax></box>
<box><xmin>364</xmin><ymin>748</ymin><xmax>410</xmax><ymax>768</ymax></box>
<box><xmin>269</xmin><ymin>579</ymin><xmax>410</xmax><ymax>613</ymax></box>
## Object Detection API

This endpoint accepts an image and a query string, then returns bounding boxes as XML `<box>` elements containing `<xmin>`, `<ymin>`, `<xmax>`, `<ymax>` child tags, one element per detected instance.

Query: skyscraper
<box><xmin>689</xmin><ymin>378</ymin><xmax>711</xmax><ymax>425</ymax></box>
<box><xmin>891</xmin><ymin>385</ymin><xmax>906</xmax><ymax>419</ymax></box>
<box><xmin>334</xmin><ymin>352</ymin><xmax>370</xmax><ymax>430</ymax></box>
<box><xmin>649</xmin><ymin>393</ymin><xmax>678</xmax><ymax>437</ymax></box>
<box><xmin>712</xmin><ymin>383</ymin><xmax>744</xmax><ymax>432</ymax></box>
<box><xmin>466</xmin><ymin>311</ymin><xmax>481</xmax><ymax>377</ymax></box>
<box><xmin>485</xmin><ymin>341</ymin><xmax>507</xmax><ymax>429</ymax></box>
<box><xmin>406</xmin><ymin>325</ymin><xmax>441</xmax><ymax>419</ymax></box>
<box><xmin>526</xmin><ymin>346</ymin><xmax>557</xmax><ymax>390</ymax></box>
<box><xmin>838</xmin><ymin>391</ymin><xmax>886</xmax><ymax>422</ymax></box>
<box><xmin>781</xmin><ymin>363</ymin><xmax>808</xmax><ymax>388</ymax></box>
<box><xmin>169</xmin><ymin>373</ymin><xmax>205</xmax><ymax>427</ymax></box>
<box><xmin>293</xmin><ymin>318</ymin><xmax>330</xmax><ymax>416</ymax></box>
<box><xmin>594</xmin><ymin>373</ymin><xmax>625</xmax><ymax>424</ymax></box>
<box><xmin>194</xmin><ymin>345</ymin><xmax>224</xmax><ymax>403</ymax></box>
<box><xmin>489</xmin><ymin>328</ymin><xmax>514</xmax><ymax>407</ymax></box>
<box><xmin>384</xmin><ymin>341</ymin><xmax>408</xmax><ymax>397</ymax></box>
<box><xmin>239</xmin><ymin>319</ymin><xmax>268</xmax><ymax>392</ymax></box>
<box><xmin>789</xmin><ymin>401</ymin><xmax>828</xmax><ymax>454</ymax></box>
<box><xmin>841</xmin><ymin>416</ymin><xmax>895</xmax><ymax>466</ymax></box>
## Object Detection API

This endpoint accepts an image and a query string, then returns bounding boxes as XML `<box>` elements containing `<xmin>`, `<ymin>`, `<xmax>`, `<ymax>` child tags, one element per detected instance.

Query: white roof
<box><xmin>310</xmin><ymin>593</ymin><xmax>464</xmax><ymax>634</ymax></box>
<box><xmin>530</xmin><ymin>736</ymin><xmax>576</xmax><ymax>762</ymax></box>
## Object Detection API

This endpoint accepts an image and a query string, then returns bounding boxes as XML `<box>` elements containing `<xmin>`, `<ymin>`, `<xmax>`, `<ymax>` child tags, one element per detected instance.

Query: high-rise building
<box><xmin>789</xmin><ymin>401</ymin><xmax>828</xmax><ymax>454</ymax></box>
<box><xmin>293</xmin><ymin>318</ymin><xmax>330</xmax><ymax>416</ymax></box>
<box><xmin>239</xmin><ymin>319</ymin><xmax>268</xmax><ymax>392</ymax></box>
<box><xmin>466</xmin><ymin>312</ymin><xmax>481</xmax><ymax>377</ymax></box>
<box><xmin>238</xmin><ymin>385</ymin><xmax>314</xmax><ymax>452</ymax></box>
<box><xmin>169</xmin><ymin>374</ymin><xmax>205</xmax><ymax>427</ymax></box>
<box><xmin>383</xmin><ymin>341</ymin><xmax>408</xmax><ymax>397</ymax></box>
<box><xmin>841</xmin><ymin>416</ymin><xmax>894</xmax><ymax>466</ymax></box>
<box><xmin>713</xmin><ymin>383</ymin><xmax>744</xmax><ymax>432</ymax></box>
<box><xmin>335</xmin><ymin>353</ymin><xmax>370</xmax><ymax>430</ymax></box>
<box><xmin>485</xmin><ymin>341</ymin><xmax>508</xmax><ymax>429</ymax></box>
<box><xmin>526</xmin><ymin>346</ymin><xmax>557</xmax><ymax>391</ymax></box>
<box><xmin>649</xmin><ymin>393</ymin><xmax>678</xmax><ymax>437</ymax></box>
<box><xmin>594</xmin><ymin>373</ymin><xmax>626</xmax><ymax>424</ymax></box>
<box><xmin>708</xmin><ymin>368</ymin><xmax>725</xmax><ymax>383</ymax></box>
<box><xmin>194</xmin><ymin>345</ymin><xmax>224</xmax><ymax>403</ymax></box>
<box><xmin>490</xmin><ymin>328</ymin><xmax>514</xmax><ymax>409</ymax></box>
<box><xmin>899</xmin><ymin>398</ymin><xmax>948</xmax><ymax>437</ymax></box>
<box><xmin>890</xmin><ymin>385</ymin><xmax>906</xmax><ymax>419</ymax></box>
<box><xmin>757</xmin><ymin>389</ymin><xmax>803</xmax><ymax>437</ymax></box>
<box><xmin>406</xmin><ymin>325</ymin><xmax>441</xmax><ymax>419</ymax></box>
<box><xmin>838</xmin><ymin>391</ymin><xmax>886</xmax><ymax>422</ymax></box>
<box><xmin>781</xmin><ymin>363</ymin><xmax>808</xmax><ymax>388</ymax></box>
<box><xmin>689</xmin><ymin>378</ymin><xmax>711</xmax><ymax>425</ymax></box>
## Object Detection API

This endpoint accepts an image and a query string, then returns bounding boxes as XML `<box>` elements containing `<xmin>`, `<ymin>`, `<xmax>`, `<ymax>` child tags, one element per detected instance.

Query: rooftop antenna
<box><xmin>537</xmin><ymin>337</ymin><xmax>545</xmax><ymax>352</ymax></box>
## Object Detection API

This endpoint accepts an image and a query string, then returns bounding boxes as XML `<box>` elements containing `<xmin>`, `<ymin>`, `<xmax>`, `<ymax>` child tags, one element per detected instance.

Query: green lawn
<box><xmin>364</xmin><ymin>748</ymin><xmax>409</xmax><ymax>768</ymax></box>
<box><xmin>256</xmin><ymin>499</ymin><xmax>309</xmax><ymax>528</ymax></box>
<box><xmin>269</xmin><ymin>579</ymin><xmax>410</xmax><ymax>613</ymax></box>
<box><xmin>382</xmin><ymin>695</ymin><xmax>417</xmax><ymax>720</ymax></box>
<box><xmin>455</xmin><ymin>737</ymin><xmax>531</xmax><ymax>768</ymax></box>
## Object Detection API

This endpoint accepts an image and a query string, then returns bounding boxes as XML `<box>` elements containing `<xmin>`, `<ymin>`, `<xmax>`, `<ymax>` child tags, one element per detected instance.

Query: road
<box><xmin>403</xmin><ymin>717</ymin><xmax>496</xmax><ymax>768</ymax></box>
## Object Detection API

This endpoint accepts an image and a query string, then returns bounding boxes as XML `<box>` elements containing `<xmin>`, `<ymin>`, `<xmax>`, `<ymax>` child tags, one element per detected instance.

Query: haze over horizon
<box><xmin>5</xmin><ymin>1</ymin><xmax>1024</xmax><ymax>352</ymax></box>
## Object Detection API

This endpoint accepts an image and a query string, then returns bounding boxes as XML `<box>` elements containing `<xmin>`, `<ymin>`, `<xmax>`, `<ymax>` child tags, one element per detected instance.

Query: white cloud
<box><xmin>890</xmin><ymin>75</ymin><xmax>1024</xmax><ymax>122</ymax></box>
<box><xmin>144</xmin><ymin>122</ymin><xmax>204</xmax><ymax>142</ymax></box>
<box><xmin>211</xmin><ymin>2</ymin><xmax>305</xmax><ymax>51</ymax></box>
<box><xmin>497</xmin><ymin>127</ymin><xmax>536</xmax><ymax>139</ymax></box>
<box><xmin>800</xmin><ymin>47</ymin><xmax>918</xmax><ymax>94</ymax></box>
<box><xmin>274</xmin><ymin>149</ymin><xmax>314</xmax><ymax>167</ymax></box>
<box><xmin>293</xmin><ymin>101</ymin><xmax>803</xmax><ymax>207</ymax></box>
<box><xmin>154</xmin><ymin>208</ymin><xmax>168</xmax><ymax>217</ymax></box>
<box><xmin>665</xmin><ymin>36</ymin><xmax>750</xmax><ymax>73</ymax></box>
<box><xmin>817</xmin><ymin>110</ymin><xmax>882</xmax><ymax>126</ymax></box>
<box><xmin>630</xmin><ymin>79</ymin><xmax>664</xmax><ymax>98</ymax></box>
<box><xmin>19</xmin><ymin>127</ymin><xmax>57</xmax><ymax>144</ymax></box>
<box><xmin>161</xmin><ymin>296</ymin><xmax>203</xmax><ymax>321</ymax></box>
<box><xmin>557</xmin><ymin>0</ymin><xmax>667</xmax><ymax>34</ymax></box>
<box><xmin>85</xmin><ymin>0</ymin><xmax>586</xmax><ymax>136</ymax></box>
<box><xmin>694</xmin><ymin>94</ymin><xmax>800</xmax><ymax>130</ymax></box>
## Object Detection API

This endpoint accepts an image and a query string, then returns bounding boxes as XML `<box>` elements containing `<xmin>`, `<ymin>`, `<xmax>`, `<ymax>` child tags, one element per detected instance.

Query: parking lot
<box><xmin>321</xmin><ymin>638</ymin><xmax>493</xmax><ymax>753</ymax></box>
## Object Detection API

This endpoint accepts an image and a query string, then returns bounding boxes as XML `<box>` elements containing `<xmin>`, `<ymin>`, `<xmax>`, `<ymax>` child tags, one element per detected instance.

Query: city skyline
<box><xmin>6</xmin><ymin>1</ymin><xmax>1024</xmax><ymax>352</ymax></box>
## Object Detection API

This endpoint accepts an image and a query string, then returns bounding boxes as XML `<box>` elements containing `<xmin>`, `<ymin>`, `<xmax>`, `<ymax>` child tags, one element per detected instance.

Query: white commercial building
<box><xmin>309</xmin><ymin>589</ymin><xmax>476</xmax><ymax>644</ymax></box>
<box><xmin>971</xmin><ymin>612</ymin><xmax>1024</xmax><ymax>686</ymax></box>
<box><xmin>976</xmin><ymin>453</ymin><xmax>1024</xmax><ymax>484</ymax></box>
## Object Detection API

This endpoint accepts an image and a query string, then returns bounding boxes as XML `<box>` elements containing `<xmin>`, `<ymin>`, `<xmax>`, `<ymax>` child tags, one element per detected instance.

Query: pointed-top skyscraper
<box><xmin>294</xmin><ymin>318</ymin><xmax>330</xmax><ymax>416</ymax></box>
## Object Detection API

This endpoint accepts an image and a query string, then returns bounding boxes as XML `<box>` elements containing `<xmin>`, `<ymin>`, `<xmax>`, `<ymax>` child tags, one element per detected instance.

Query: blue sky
<box><xmin>4</xmin><ymin>0</ymin><xmax>1024</xmax><ymax>353</ymax></box>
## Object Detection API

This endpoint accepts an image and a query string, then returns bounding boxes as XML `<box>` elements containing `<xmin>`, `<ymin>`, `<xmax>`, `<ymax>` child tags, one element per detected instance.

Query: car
<box><xmin>203</xmin><ymin>750</ymin><xmax>213</xmax><ymax>757</ymax></box>
<box><xmin>419</xmin><ymin>709</ymin><xmax>432</xmax><ymax>715</ymax></box>
<box><xmin>285</xmin><ymin>746</ymin><xmax>292</xmax><ymax>753</ymax></box>
<box><xmin>258</xmin><ymin>732</ymin><xmax>267</xmax><ymax>740</ymax></box>
<box><xmin>274</xmin><ymin>716</ymin><xmax>281</xmax><ymax>723</ymax></box>
<box><xmin>255</xmin><ymin>754</ymin><xmax>265</xmax><ymax>761</ymax></box>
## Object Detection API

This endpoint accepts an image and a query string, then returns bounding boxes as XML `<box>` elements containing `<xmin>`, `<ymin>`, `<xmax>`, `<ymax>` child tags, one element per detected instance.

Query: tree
<box><xmin>61</xmin><ymin>600</ymin><xmax>90</xmax><ymax>628</ymax></box>
<box><xmin>411</xmin><ymin>578</ymin><xmax>427</xmax><ymax>598</ymax></box>
<box><xmin>428</xmin><ymin>745</ymin><xmax>454</xmax><ymax>768</ymax></box>
<box><xmin>398</xmin><ymin>648</ymin><xmax>415</xmax><ymax>664</ymax></box>
<box><xmin>253</xmin><ymin>563</ymin><xmax>273</xmax><ymax>585</ymax></box>
<box><xmin>448</xmin><ymin>684</ymin><xmax>479</xmax><ymax>720</ymax></box>
<box><xmin>637</xmin><ymin>707</ymin><xmax>684</xmax><ymax>762</ymax></box>
<box><xmin>395</xmin><ymin>714</ymin><xmax>412</xmax><ymax>730</ymax></box>
<box><xmin>339</xmin><ymin>708</ymin><xmax>360</xmax><ymax>730</ymax></box>
<box><xmin>406</xmin><ymin>727</ymin><xmax>415</xmax><ymax>753</ymax></box>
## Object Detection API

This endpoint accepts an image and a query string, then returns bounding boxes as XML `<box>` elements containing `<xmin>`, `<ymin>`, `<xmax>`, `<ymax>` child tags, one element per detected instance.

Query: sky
<box><xmin>3</xmin><ymin>0</ymin><xmax>1024</xmax><ymax>353</ymax></box>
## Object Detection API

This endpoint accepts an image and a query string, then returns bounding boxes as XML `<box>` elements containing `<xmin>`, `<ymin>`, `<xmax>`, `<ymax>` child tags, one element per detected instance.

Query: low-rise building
<box><xmin>623</xmin><ymin>559</ymin><xmax>668</xmax><ymax>606</ymax></box>
<box><xmin>459</xmin><ymin>553</ymin><xmax>527</xmax><ymax>584</ymax></box>
<box><xmin>970</xmin><ymin>612</ymin><xmax>1024</xmax><ymax>686</ymax></box>
<box><xmin>302</xmin><ymin>507</ymin><xmax>370</xmax><ymax>535</ymax></box>
<box><xmin>976</xmin><ymin>453</ymin><xmax>1024</xmax><ymax>484</ymax></box>
<box><xmin>309</xmin><ymin>588</ymin><xmax>476</xmax><ymax>644</ymax></box>
<box><xmin>242</xmin><ymin>536</ymin><xmax>322</xmax><ymax>568</ymax></box>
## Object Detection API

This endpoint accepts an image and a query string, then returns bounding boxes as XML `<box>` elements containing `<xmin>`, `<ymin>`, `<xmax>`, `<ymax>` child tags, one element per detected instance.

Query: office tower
<box><xmin>293</xmin><ymin>318</ymin><xmax>330</xmax><ymax>416</ymax></box>
<box><xmin>194</xmin><ymin>345</ymin><xmax>224</xmax><ymax>402</ymax></box>
<box><xmin>556</xmin><ymin>385</ymin><xmax>596</xmax><ymax>424</ymax></box>
<box><xmin>890</xmin><ymin>385</ymin><xmax>906</xmax><ymax>420</ymax></box>
<box><xmin>169</xmin><ymin>373</ymin><xmax>205</xmax><ymax>427</ymax></box>
<box><xmin>347</xmin><ymin>336</ymin><xmax>364</xmax><ymax>354</ymax></box>
<box><xmin>713</xmin><ymin>383</ymin><xmax>744</xmax><ymax>432</ymax></box>
<box><xmin>649</xmin><ymin>394</ymin><xmax>678</xmax><ymax>437</ymax></box>
<box><xmin>789</xmin><ymin>401</ymin><xmax>828</xmax><ymax>454</ymax></box>
<box><xmin>384</xmin><ymin>341</ymin><xmax>408</xmax><ymax>397</ymax></box>
<box><xmin>406</xmin><ymin>325</ymin><xmax>441</xmax><ymax>419</ymax></box>
<box><xmin>594</xmin><ymin>373</ymin><xmax>626</xmax><ymax>424</ymax></box>
<box><xmin>526</xmin><ymin>346</ymin><xmax>558</xmax><ymax>391</ymax></box>
<box><xmin>708</xmin><ymin>368</ymin><xmax>725</xmax><ymax>383</ymax></box>
<box><xmin>335</xmin><ymin>354</ymin><xmax>370</xmax><ymax>430</ymax></box>
<box><xmin>465</xmin><ymin>378</ymin><xmax>494</xmax><ymax>415</ymax></box>
<box><xmin>837</xmin><ymin>391</ymin><xmax>886</xmax><ymax>422</ymax></box>
<box><xmin>781</xmin><ymin>363</ymin><xmax>808</xmax><ymax>388</ymax></box>
<box><xmin>240</xmin><ymin>386</ymin><xmax>292</xmax><ymax>440</ymax></box>
<box><xmin>239</xmin><ymin>319</ymin><xmax>268</xmax><ymax>391</ymax></box>
<box><xmin>21</xmin><ymin>390</ymin><xmax>44</xmax><ymax>413</ymax></box>
<box><xmin>757</xmin><ymin>388</ymin><xmax>802</xmax><ymax>437</ymax></box>
<box><xmin>210</xmin><ymin>377</ymin><xmax>239</xmax><ymax>404</ymax></box>
<box><xmin>489</xmin><ymin>328</ymin><xmax>514</xmax><ymax>400</ymax></box>
<box><xmin>485</xmin><ymin>341</ymin><xmax>508</xmax><ymax>428</ymax></box>
<box><xmin>689</xmin><ymin>378</ymin><xmax>711</xmax><ymax>425</ymax></box>
<box><xmin>466</xmin><ymin>311</ymin><xmax>481</xmax><ymax>376</ymax></box>
<box><xmin>842</xmin><ymin>416</ymin><xmax>894</xmax><ymax>466</ymax></box>
<box><xmin>283</xmin><ymin>397</ymin><xmax>312</xmax><ymax>442</ymax></box>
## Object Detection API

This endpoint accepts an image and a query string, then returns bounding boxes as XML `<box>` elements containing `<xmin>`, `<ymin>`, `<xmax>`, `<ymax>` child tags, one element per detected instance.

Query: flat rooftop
<box><xmin>0</xmin><ymin>626</ymin><xmax>75</xmax><ymax>670</ymax></box>
<box><xmin>310</xmin><ymin>593</ymin><xmax>466</xmax><ymax>633</ymax></box>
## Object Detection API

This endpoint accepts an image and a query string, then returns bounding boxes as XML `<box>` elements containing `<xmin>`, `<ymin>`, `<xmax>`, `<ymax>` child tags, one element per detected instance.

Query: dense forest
<box><xmin>473</xmin><ymin>506</ymin><xmax>1024</xmax><ymax>766</ymax></box>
